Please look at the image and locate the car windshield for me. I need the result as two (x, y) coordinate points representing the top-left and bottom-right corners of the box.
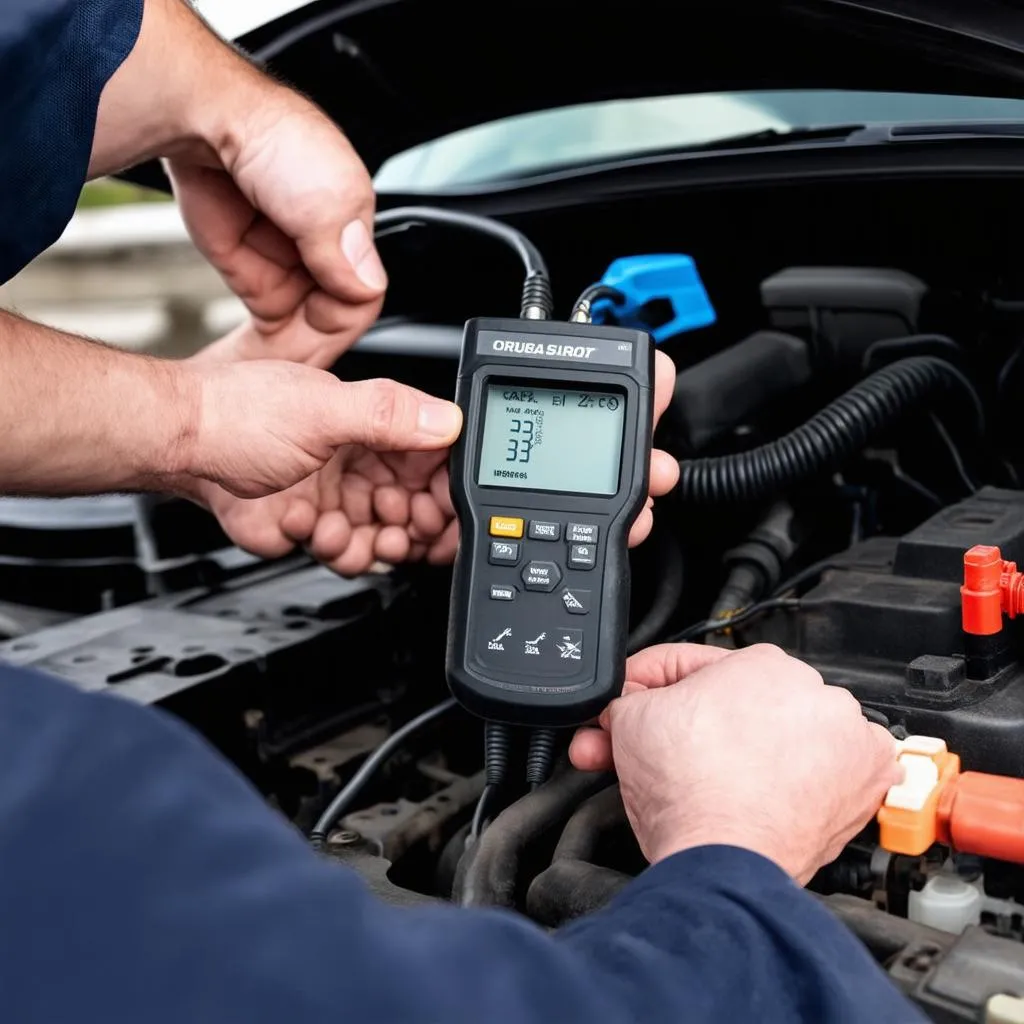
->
(374, 89), (1024, 193)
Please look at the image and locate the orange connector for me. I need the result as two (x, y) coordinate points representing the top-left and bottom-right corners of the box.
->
(877, 737), (961, 856)
(877, 736), (1024, 864)
(962, 544), (1024, 635)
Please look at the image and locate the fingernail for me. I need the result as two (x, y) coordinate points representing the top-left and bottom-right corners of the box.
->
(342, 219), (387, 290)
(418, 401), (462, 439)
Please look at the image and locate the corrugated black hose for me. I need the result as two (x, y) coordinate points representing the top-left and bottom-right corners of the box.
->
(677, 356), (983, 504)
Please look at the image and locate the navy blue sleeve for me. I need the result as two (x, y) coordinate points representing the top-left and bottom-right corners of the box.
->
(0, 664), (923, 1024)
(0, 0), (143, 282)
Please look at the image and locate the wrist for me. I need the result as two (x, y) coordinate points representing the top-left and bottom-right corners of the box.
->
(648, 822), (793, 876)
(128, 357), (204, 498)
(91, 0), (278, 175)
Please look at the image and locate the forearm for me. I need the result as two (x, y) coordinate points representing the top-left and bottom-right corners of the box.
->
(557, 848), (924, 1022)
(0, 312), (195, 495)
(90, 0), (272, 178)
(0, 664), (921, 1024)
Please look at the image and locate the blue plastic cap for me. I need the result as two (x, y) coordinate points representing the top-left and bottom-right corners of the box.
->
(591, 254), (716, 342)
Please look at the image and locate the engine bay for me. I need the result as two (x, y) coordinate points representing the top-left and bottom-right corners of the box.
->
(14, 172), (1024, 1020)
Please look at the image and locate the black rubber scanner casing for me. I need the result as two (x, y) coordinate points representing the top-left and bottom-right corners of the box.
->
(445, 318), (654, 727)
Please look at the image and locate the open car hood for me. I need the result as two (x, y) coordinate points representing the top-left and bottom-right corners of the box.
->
(199, 0), (1024, 176)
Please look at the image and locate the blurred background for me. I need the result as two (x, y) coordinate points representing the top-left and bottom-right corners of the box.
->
(0, 0), (286, 360)
(9, 0), (1024, 363)
(0, 179), (245, 359)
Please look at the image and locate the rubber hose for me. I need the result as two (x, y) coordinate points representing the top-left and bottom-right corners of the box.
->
(456, 769), (612, 908)
(551, 784), (627, 863)
(677, 357), (979, 504)
(526, 861), (632, 927)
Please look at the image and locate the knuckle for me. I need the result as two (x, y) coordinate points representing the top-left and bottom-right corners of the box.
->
(800, 663), (825, 687)
(744, 643), (787, 661)
(363, 379), (401, 446)
(825, 685), (861, 715)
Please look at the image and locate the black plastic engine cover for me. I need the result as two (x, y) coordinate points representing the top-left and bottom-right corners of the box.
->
(0, 561), (409, 770)
(748, 488), (1024, 777)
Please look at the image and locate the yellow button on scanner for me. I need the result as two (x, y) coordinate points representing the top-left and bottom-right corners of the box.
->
(489, 516), (524, 539)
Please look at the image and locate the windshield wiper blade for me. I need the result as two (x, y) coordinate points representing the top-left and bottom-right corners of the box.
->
(679, 124), (867, 153)
(654, 120), (1024, 157)
(471, 119), (1024, 189)
(873, 120), (1024, 142)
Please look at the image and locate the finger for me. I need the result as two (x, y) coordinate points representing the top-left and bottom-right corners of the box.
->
(308, 510), (354, 564)
(430, 465), (455, 517)
(225, 512), (295, 560)
(324, 379), (462, 453)
(601, 692), (638, 733)
(224, 103), (387, 307)
(652, 351), (676, 429)
(330, 524), (378, 577)
(380, 449), (448, 492)
(410, 491), (447, 539)
(374, 525), (412, 564)
(340, 475), (375, 527)
(574, 680), (645, 731)
(279, 498), (318, 543)
(581, 681), (648, 746)
(427, 519), (460, 565)
(237, 217), (315, 327)
(298, 214), (387, 308)
(649, 449), (680, 498)
(569, 727), (613, 773)
(374, 485), (411, 527)
(408, 542), (428, 561)
(624, 642), (733, 689)
(304, 289), (385, 352)
(169, 165), (314, 324)
(627, 506), (654, 547)
(349, 450), (397, 487)
(867, 724), (905, 786)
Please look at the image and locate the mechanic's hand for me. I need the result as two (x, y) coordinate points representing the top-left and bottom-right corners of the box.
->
(179, 362), (462, 547)
(199, 444), (457, 574)
(192, 348), (680, 575)
(570, 643), (733, 773)
(156, 27), (386, 370)
(92, 0), (384, 369)
(572, 643), (902, 884)
(167, 92), (383, 370)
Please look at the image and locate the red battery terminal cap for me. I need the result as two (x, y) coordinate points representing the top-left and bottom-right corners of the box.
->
(961, 544), (1024, 636)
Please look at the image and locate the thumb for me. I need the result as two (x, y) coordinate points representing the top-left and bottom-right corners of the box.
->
(327, 378), (463, 452)
(594, 680), (648, 732)
(599, 689), (643, 732)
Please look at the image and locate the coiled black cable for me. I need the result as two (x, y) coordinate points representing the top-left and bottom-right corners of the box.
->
(526, 729), (559, 790)
(374, 206), (553, 319)
(677, 356), (981, 504)
(483, 721), (511, 786)
(521, 274), (555, 320)
(470, 721), (512, 841)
